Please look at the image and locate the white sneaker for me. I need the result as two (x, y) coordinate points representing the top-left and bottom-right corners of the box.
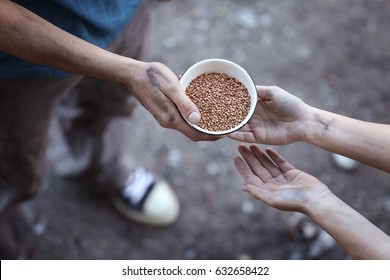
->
(109, 167), (180, 226)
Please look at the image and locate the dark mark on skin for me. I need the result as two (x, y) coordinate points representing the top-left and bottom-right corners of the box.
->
(146, 66), (171, 89)
(145, 66), (176, 122)
(159, 101), (176, 123)
(167, 112), (176, 123)
(315, 113), (334, 132)
(146, 67), (160, 89)
(153, 111), (176, 125)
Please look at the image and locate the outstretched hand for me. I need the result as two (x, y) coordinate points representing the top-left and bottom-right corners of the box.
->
(234, 145), (331, 213)
(228, 86), (309, 145)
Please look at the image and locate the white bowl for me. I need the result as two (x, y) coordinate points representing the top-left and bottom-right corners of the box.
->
(180, 58), (257, 135)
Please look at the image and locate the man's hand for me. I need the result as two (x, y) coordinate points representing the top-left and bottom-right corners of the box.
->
(126, 61), (220, 142)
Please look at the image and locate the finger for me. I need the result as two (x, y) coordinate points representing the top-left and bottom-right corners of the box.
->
(177, 121), (222, 141)
(227, 130), (256, 143)
(234, 123), (252, 132)
(256, 85), (273, 101)
(170, 87), (201, 124)
(233, 156), (263, 184)
(149, 64), (201, 124)
(249, 145), (282, 177)
(244, 184), (274, 205)
(237, 144), (273, 181)
(265, 147), (295, 173)
(234, 154), (275, 203)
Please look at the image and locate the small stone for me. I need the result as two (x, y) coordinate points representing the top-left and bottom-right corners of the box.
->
(207, 162), (221, 175)
(300, 220), (318, 240)
(33, 222), (46, 236)
(307, 230), (336, 258)
(236, 9), (258, 30)
(166, 149), (182, 168)
(241, 200), (255, 214)
(332, 153), (359, 171)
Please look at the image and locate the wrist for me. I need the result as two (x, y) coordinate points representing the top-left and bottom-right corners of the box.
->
(302, 106), (333, 144)
(109, 56), (147, 91)
(303, 189), (340, 220)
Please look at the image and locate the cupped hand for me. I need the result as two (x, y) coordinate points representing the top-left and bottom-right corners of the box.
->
(228, 86), (309, 145)
(128, 61), (220, 142)
(234, 144), (331, 213)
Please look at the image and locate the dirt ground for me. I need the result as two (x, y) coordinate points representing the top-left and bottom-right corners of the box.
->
(24, 0), (390, 260)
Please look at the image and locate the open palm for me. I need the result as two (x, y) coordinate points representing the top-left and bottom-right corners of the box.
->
(229, 86), (309, 145)
(234, 145), (330, 213)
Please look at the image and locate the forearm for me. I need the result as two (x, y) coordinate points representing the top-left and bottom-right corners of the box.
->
(305, 194), (390, 259)
(0, 0), (141, 87)
(303, 107), (390, 172)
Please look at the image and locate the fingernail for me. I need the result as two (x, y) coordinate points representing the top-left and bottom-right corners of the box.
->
(188, 112), (200, 124)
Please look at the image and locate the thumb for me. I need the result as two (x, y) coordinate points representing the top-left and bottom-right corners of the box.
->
(150, 62), (201, 124)
(174, 90), (201, 124)
(256, 85), (274, 101)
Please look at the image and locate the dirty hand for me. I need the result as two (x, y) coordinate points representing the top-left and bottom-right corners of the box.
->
(228, 86), (309, 145)
(234, 144), (331, 213)
(127, 61), (219, 142)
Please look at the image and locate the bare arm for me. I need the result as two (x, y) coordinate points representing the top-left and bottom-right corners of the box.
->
(305, 191), (390, 259)
(0, 0), (129, 84)
(229, 86), (390, 172)
(303, 107), (390, 172)
(234, 145), (390, 259)
(0, 0), (219, 141)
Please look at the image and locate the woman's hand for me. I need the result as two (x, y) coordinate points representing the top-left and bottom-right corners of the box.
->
(228, 86), (310, 145)
(234, 144), (331, 213)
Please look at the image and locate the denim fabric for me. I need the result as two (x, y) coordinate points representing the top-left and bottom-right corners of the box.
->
(0, 0), (142, 77)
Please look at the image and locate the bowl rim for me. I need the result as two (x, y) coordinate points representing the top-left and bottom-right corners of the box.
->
(179, 58), (257, 135)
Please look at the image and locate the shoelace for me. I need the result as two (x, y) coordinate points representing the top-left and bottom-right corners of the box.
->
(122, 167), (155, 206)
